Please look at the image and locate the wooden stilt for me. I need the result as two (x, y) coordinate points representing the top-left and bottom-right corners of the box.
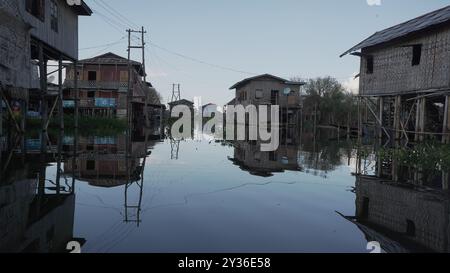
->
(378, 97), (384, 139)
(39, 43), (48, 154)
(415, 97), (426, 142)
(58, 57), (64, 130)
(394, 95), (402, 140)
(74, 61), (79, 130)
(443, 95), (450, 144)
(358, 97), (363, 139)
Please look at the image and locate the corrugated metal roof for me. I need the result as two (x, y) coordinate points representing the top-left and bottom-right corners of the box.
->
(77, 52), (145, 76)
(78, 52), (141, 65)
(229, 74), (304, 90)
(341, 5), (450, 57)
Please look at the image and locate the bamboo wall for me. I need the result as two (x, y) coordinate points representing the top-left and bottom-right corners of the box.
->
(360, 25), (450, 96)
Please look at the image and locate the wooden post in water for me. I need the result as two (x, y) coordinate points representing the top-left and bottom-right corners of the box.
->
(415, 97), (426, 142)
(443, 95), (450, 144)
(38, 42), (48, 154)
(358, 96), (362, 140)
(393, 95), (401, 140)
(378, 97), (384, 139)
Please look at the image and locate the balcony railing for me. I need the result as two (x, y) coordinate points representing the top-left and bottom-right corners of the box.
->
(64, 98), (117, 108)
(64, 80), (129, 92)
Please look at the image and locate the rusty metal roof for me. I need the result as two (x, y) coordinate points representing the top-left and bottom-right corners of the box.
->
(341, 5), (450, 57)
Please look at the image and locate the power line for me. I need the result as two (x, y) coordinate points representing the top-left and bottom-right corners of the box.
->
(79, 37), (126, 51)
(96, 0), (140, 29)
(92, 8), (127, 33)
(147, 39), (257, 76)
(92, 0), (130, 29)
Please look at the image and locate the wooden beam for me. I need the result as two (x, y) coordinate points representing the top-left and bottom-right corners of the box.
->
(45, 95), (59, 130)
(0, 90), (23, 133)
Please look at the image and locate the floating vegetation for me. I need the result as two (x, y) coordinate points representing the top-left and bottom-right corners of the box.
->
(378, 142), (450, 172)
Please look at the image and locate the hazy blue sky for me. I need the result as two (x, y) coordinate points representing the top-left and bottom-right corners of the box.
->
(78, 0), (450, 105)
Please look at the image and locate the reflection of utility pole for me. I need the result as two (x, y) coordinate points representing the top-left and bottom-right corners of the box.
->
(170, 138), (180, 160)
(124, 129), (148, 227)
(124, 179), (143, 227)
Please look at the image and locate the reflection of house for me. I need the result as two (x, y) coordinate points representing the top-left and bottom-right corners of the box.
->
(229, 138), (302, 177)
(0, 158), (79, 253)
(64, 135), (151, 188)
(344, 175), (450, 253)
(229, 74), (305, 124)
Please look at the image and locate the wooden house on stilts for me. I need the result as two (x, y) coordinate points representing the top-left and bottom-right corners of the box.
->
(1, 0), (92, 138)
(341, 5), (450, 143)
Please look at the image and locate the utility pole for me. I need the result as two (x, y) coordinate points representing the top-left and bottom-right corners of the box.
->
(171, 83), (181, 103)
(126, 27), (147, 129)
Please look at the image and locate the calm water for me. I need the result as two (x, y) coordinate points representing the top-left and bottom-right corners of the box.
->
(1, 129), (449, 253)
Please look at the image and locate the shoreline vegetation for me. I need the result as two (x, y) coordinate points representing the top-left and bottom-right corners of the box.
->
(26, 115), (127, 136)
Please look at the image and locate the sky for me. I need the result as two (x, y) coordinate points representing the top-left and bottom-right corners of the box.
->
(77, 0), (450, 105)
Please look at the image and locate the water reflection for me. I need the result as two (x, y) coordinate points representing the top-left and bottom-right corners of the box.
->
(228, 129), (355, 178)
(0, 132), (80, 253)
(2, 124), (450, 253)
(341, 140), (450, 253)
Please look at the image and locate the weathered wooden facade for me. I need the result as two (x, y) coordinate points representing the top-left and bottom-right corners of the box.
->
(229, 74), (305, 125)
(342, 5), (450, 142)
(1, 0), (92, 145)
(63, 52), (163, 130)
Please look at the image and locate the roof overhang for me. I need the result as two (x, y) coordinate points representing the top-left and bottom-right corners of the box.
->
(70, 1), (93, 16)
(340, 5), (450, 58)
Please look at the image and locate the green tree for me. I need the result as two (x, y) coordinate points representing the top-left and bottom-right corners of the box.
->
(300, 76), (357, 127)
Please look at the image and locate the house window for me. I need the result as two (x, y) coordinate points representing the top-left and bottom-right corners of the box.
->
(366, 56), (374, 74)
(86, 160), (96, 171)
(271, 90), (279, 105)
(239, 90), (247, 102)
(26, 0), (45, 21)
(88, 71), (97, 81)
(255, 89), (263, 99)
(412, 44), (422, 66)
(88, 91), (95, 98)
(50, 0), (58, 32)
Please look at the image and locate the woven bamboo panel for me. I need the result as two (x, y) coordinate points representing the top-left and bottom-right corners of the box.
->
(360, 25), (450, 96)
